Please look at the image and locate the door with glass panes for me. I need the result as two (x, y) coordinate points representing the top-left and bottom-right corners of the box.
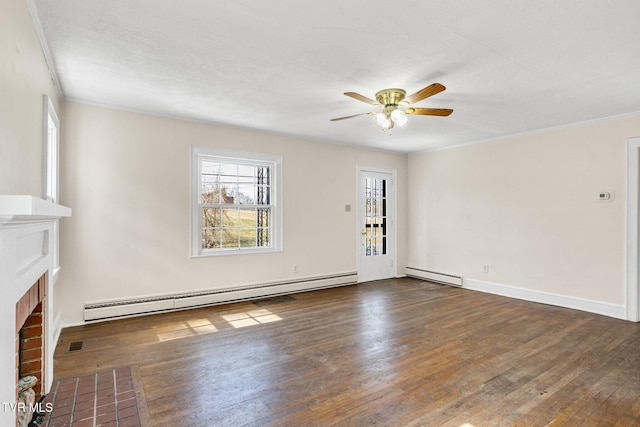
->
(358, 169), (396, 282)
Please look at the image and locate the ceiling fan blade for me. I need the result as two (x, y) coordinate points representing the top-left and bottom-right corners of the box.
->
(344, 92), (379, 106)
(330, 112), (373, 121)
(405, 107), (453, 116)
(405, 83), (446, 105)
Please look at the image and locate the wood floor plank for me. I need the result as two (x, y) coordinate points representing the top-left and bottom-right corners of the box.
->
(52, 278), (640, 426)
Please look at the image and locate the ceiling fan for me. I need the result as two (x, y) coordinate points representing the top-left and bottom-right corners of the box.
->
(330, 83), (453, 131)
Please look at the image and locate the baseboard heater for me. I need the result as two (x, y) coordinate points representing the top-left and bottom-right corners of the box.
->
(84, 272), (358, 322)
(406, 267), (463, 287)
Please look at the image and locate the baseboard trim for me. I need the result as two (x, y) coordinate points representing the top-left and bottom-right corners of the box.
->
(464, 278), (625, 320)
(52, 311), (63, 349)
(84, 272), (358, 322)
(406, 267), (463, 287)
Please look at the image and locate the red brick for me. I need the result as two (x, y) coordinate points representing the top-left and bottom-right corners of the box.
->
(20, 359), (42, 374)
(23, 313), (43, 327)
(74, 397), (95, 412)
(72, 419), (94, 427)
(21, 325), (43, 339)
(117, 405), (138, 419)
(117, 397), (136, 409)
(95, 402), (116, 415)
(96, 411), (117, 425)
(73, 407), (94, 421)
(118, 415), (142, 427)
(21, 336), (42, 350)
(21, 347), (42, 363)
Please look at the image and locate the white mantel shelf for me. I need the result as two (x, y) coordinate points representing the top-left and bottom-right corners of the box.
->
(0, 195), (71, 225)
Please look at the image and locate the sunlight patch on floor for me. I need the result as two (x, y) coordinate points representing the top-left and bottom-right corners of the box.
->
(156, 309), (283, 340)
(156, 318), (218, 341)
(222, 308), (282, 328)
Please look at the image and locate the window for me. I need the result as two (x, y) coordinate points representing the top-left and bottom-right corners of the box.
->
(191, 147), (282, 256)
(43, 95), (59, 202)
(42, 95), (62, 280)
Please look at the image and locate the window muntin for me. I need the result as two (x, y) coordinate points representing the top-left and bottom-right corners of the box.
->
(192, 148), (281, 256)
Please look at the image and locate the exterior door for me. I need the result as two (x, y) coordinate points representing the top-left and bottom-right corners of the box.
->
(358, 168), (396, 282)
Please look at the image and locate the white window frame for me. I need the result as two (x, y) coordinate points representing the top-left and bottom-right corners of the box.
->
(191, 146), (283, 257)
(42, 95), (62, 280)
(42, 95), (59, 203)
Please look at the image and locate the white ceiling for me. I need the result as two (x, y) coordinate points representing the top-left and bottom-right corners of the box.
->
(32, 0), (640, 153)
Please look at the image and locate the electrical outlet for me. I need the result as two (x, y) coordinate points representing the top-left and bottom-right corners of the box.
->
(293, 264), (299, 273)
(483, 265), (489, 273)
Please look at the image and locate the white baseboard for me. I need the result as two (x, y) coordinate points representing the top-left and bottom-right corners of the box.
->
(84, 272), (358, 322)
(463, 278), (625, 320)
(52, 311), (63, 348)
(406, 267), (462, 287)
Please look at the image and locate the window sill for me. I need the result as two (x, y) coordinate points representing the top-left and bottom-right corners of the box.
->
(191, 247), (282, 258)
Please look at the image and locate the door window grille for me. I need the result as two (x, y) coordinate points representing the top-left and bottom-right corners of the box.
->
(364, 177), (387, 256)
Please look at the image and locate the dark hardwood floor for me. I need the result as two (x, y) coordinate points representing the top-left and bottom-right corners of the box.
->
(53, 278), (640, 426)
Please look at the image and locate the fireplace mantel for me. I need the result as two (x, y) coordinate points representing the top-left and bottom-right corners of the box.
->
(0, 195), (71, 226)
(0, 195), (71, 426)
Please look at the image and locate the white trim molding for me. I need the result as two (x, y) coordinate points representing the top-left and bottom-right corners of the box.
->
(406, 267), (462, 287)
(464, 278), (625, 320)
(626, 136), (640, 322)
(84, 272), (358, 321)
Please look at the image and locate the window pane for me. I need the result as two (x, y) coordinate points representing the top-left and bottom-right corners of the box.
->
(257, 166), (270, 185)
(238, 184), (256, 204)
(238, 164), (255, 180)
(202, 208), (220, 227)
(219, 162), (237, 180)
(221, 208), (239, 227)
(365, 237), (373, 256)
(257, 228), (270, 247)
(240, 228), (257, 248)
(202, 229), (220, 249)
(257, 208), (270, 228)
(201, 183), (219, 204)
(220, 229), (239, 248)
(375, 236), (386, 255)
(220, 183), (237, 204)
(201, 161), (220, 204)
(257, 185), (270, 205)
(239, 208), (257, 228)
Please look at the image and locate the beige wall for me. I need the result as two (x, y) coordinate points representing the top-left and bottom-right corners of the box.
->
(0, 0), (61, 196)
(0, 2), (64, 423)
(58, 102), (408, 324)
(408, 114), (640, 305)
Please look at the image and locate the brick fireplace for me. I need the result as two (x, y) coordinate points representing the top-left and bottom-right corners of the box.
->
(16, 274), (47, 398)
(0, 196), (71, 426)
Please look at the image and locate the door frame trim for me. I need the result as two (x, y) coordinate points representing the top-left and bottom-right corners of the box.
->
(626, 137), (640, 321)
(356, 165), (398, 281)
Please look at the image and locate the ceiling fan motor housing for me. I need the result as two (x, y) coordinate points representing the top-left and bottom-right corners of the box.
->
(375, 88), (406, 107)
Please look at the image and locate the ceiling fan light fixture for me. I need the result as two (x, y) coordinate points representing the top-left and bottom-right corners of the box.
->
(373, 112), (388, 126)
(380, 117), (393, 130)
(390, 108), (407, 127)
